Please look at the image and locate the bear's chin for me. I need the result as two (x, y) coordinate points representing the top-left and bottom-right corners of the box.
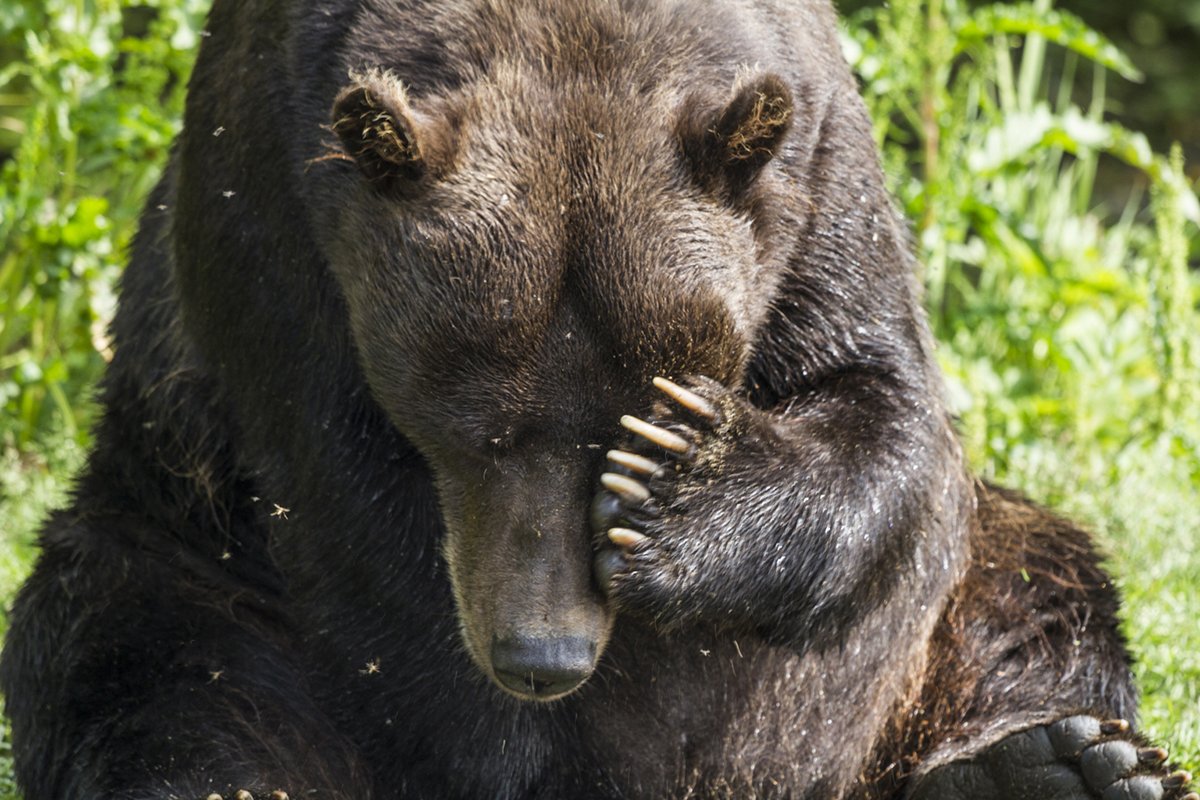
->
(489, 675), (591, 703)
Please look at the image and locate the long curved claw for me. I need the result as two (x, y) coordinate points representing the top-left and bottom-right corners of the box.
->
(600, 473), (651, 505)
(1138, 747), (1169, 766)
(1165, 772), (1194, 790)
(652, 376), (718, 422)
(606, 449), (660, 477)
(608, 527), (650, 549)
(620, 415), (692, 455)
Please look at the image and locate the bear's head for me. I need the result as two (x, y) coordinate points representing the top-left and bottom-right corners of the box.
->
(322, 67), (794, 700)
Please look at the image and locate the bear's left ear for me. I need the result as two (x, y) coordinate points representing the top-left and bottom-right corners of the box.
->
(679, 73), (794, 192)
(331, 71), (455, 189)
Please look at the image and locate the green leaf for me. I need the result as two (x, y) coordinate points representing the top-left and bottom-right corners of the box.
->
(964, 107), (1199, 225)
(956, 4), (1144, 82)
(60, 196), (110, 247)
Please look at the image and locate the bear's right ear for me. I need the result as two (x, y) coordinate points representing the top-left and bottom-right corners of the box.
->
(331, 72), (454, 188)
(678, 73), (794, 194)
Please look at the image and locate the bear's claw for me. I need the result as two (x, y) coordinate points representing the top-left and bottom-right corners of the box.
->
(1141, 749), (1171, 767)
(619, 413), (694, 454)
(1165, 773), (1194, 790)
(600, 472), (652, 505)
(607, 527), (650, 549)
(651, 376), (719, 421)
(605, 449), (660, 477)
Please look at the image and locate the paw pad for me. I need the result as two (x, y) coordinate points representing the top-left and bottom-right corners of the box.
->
(1083, 741), (1141, 789)
(913, 716), (1196, 800)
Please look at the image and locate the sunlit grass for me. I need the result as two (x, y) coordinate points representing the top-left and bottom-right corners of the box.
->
(991, 436), (1200, 771)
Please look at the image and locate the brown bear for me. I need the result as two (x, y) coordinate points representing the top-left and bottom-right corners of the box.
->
(1, 0), (1194, 798)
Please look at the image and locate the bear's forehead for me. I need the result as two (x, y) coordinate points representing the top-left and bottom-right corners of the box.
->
(449, 73), (682, 192)
(407, 150), (757, 321)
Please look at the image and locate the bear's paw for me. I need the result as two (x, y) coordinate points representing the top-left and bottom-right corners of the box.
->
(590, 375), (778, 628)
(909, 716), (1197, 800)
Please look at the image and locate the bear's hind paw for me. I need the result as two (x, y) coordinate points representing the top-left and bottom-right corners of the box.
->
(910, 716), (1197, 800)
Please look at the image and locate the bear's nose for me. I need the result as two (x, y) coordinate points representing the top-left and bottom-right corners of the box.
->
(490, 634), (596, 699)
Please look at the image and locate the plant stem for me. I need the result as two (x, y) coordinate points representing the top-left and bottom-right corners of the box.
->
(920, 0), (945, 234)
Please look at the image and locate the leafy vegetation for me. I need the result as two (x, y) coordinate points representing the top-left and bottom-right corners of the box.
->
(0, 0), (1197, 796)
(0, 0), (207, 449)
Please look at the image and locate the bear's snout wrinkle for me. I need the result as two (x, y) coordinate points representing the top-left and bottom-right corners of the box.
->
(491, 634), (597, 699)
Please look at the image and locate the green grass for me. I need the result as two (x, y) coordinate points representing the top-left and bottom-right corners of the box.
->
(992, 439), (1200, 769)
(0, 0), (1198, 796)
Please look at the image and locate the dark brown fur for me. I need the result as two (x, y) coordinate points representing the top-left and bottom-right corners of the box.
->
(866, 484), (1134, 797)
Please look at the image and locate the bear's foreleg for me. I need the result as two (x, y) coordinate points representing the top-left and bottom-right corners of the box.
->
(590, 372), (963, 647)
